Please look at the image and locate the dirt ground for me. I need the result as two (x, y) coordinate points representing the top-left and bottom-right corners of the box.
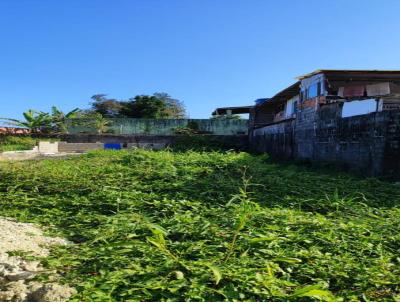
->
(0, 218), (76, 301)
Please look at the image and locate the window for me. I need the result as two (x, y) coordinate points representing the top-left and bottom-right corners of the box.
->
(307, 82), (320, 99)
(285, 97), (299, 118)
(342, 99), (377, 118)
(303, 82), (323, 100)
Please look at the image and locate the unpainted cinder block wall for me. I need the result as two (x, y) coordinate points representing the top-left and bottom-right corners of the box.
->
(250, 104), (400, 177)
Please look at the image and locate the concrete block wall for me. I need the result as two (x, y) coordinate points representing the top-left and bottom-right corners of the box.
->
(58, 142), (104, 153)
(250, 104), (400, 177)
(383, 111), (400, 177)
(250, 119), (295, 158)
(316, 110), (387, 175)
(295, 102), (318, 159)
(38, 142), (59, 154)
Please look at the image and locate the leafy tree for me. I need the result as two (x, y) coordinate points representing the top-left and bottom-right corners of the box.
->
(0, 110), (52, 133)
(120, 95), (169, 118)
(90, 94), (123, 117)
(51, 106), (80, 133)
(153, 92), (187, 119)
(89, 93), (186, 119)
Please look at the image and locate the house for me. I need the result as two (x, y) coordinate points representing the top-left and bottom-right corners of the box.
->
(251, 70), (400, 128)
(216, 70), (400, 177)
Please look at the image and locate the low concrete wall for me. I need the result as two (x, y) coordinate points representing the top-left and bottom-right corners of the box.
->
(38, 142), (58, 154)
(58, 142), (104, 153)
(34, 134), (249, 151)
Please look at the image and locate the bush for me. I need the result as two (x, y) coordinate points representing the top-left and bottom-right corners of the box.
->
(0, 135), (59, 152)
(172, 135), (240, 151)
(0, 135), (37, 152)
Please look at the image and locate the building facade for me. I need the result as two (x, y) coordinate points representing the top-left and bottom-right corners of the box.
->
(249, 70), (400, 177)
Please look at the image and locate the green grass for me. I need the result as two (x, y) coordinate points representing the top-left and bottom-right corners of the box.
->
(0, 135), (38, 152)
(0, 149), (399, 301)
(0, 135), (59, 152)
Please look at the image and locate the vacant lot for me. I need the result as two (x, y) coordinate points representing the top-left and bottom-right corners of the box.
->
(0, 149), (399, 301)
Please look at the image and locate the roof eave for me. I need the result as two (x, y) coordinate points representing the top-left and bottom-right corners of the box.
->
(297, 69), (400, 80)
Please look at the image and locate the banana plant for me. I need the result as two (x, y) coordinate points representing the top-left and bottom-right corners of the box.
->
(51, 106), (80, 133)
(0, 110), (52, 133)
(91, 113), (110, 134)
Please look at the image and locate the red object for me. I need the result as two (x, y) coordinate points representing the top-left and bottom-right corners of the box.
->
(343, 86), (365, 97)
(0, 127), (31, 134)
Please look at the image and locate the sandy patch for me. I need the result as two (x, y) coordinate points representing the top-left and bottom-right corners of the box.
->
(0, 218), (76, 301)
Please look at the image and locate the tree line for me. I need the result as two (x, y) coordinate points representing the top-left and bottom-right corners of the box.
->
(1, 92), (187, 133)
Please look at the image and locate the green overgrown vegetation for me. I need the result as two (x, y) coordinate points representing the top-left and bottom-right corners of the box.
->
(0, 135), (58, 152)
(0, 135), (38, 152)
(0, 150), (399, 301)
(173, 135), (244, 151)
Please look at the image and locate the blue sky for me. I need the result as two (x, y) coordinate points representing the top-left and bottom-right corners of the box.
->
(1, 0), (400, 119)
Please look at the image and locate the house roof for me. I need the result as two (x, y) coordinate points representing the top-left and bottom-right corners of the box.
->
(212, 105), (253, 116)
(254, 98), (270, 105)
(297, 69), (400, 80)
(257, 81), (300, 108)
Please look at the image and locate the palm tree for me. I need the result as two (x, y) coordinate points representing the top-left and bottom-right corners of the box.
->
(0, 110), (52, 133)
(51, 106), (79, 133)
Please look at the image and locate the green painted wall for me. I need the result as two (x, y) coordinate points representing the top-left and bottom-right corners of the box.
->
(68, 118), (248, 135)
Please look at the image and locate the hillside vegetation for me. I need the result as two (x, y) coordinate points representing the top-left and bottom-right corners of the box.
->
(0, 150), (399, 301)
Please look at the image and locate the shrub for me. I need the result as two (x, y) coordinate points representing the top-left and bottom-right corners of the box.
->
(0, 135), (37, 151)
